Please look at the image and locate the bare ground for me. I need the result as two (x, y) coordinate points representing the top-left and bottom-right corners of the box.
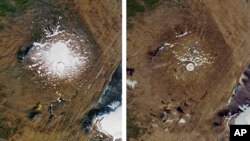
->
(127, 0), (250, 140)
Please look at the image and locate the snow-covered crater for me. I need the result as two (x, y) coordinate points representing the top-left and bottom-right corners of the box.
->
(24, 24), (92, 81)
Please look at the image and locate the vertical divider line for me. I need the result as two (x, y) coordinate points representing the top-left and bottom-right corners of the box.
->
(122, 0), (127, 140)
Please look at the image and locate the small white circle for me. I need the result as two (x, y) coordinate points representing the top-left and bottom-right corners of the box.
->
(186, 63), (195, 71)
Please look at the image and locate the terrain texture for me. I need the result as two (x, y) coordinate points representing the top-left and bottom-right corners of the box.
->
(0, 0), (121, 140)
(127, 0), (250, 140)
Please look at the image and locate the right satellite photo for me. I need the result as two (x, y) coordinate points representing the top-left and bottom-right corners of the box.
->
(127, 0), (250, 141)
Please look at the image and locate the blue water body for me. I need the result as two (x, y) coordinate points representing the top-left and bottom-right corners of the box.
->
(81, 64), (122, 132)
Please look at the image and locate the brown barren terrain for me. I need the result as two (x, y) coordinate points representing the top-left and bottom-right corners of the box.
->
(127, 0), (250, 140)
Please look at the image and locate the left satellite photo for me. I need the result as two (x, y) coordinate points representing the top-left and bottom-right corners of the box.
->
(0, 0), (122, 140)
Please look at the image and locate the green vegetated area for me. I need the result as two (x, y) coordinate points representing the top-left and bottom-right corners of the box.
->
(127, 0), (159, 17)
(0, 0), (30, 30)
(0, 0), (30, 16)
(0, 22), (5, 30)
(127, 0), (159, 27)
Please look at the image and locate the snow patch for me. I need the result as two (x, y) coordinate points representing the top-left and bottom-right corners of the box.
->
(178, 118), (186, 124)
(44, 25), (65, 38)
(165, 119), (174, 124)
(159, 43), (175, 51)
(176, 31), (191, 38)
(235, 106), (250, 125)
(127, 79), (138, 89)
(93, 106), (122, 141)
(108, 101), (121, 110)
(173, 46), (214, 71)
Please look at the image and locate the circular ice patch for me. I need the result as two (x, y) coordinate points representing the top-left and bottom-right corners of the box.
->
(186, 63), (195, 71)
